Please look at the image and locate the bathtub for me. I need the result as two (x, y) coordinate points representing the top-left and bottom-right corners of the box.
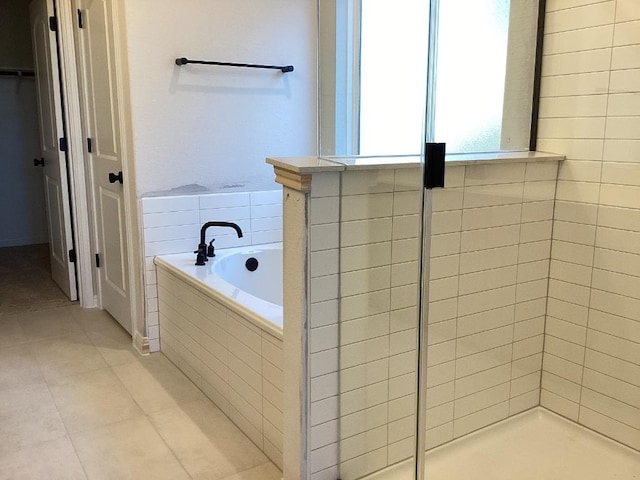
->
(154, 243), (283, 336)
(154, 242), (284, 468)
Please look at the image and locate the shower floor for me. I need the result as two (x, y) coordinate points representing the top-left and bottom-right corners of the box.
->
(368, 407), (640, 480)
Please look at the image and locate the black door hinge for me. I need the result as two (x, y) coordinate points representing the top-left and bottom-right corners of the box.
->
(69, 249), (77, 263)
(77, 9), (84, 28)
(424, 142), (446, 190)
(87, 137), (93, 153)
(95, 253), (101, 268)
(49, 16), (57, 31)
(59, 137), (68, 152)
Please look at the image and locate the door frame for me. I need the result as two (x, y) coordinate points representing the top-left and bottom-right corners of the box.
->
(51, 0), (145, 351)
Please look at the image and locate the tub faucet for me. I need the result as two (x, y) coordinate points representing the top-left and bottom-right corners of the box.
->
(195, 221), (243, 265)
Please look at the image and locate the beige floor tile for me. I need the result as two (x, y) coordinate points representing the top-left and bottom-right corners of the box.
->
(30, 332), (108, 382)
(0, 383), (67, 455)
(17, 306), (84, 341)
(0, 314), (27, 347)
(149, 399), (269, 480)
(219, 462), (282, 480)
(75, 308), (139, 366)
(70, 416), (190, 480)
(48, 367), (143, 434)
(112, 354), (206, 414)
(71, 306), (118, 331)
(0, 436), (87, 480)
(0, 344), (44, 389)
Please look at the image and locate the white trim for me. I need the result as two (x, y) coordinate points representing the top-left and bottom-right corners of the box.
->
(133, 331), (149, 356)
(55, 0), (96, 308)
(112, 0), (145, 343)
(51, 0), (144, 341)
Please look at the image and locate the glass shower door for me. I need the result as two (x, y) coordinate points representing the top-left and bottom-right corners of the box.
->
(317, 0), (431, 477)
(316, 0), (542, 477)
(331, 161), (424, 480)
(418, 0), (544, 477)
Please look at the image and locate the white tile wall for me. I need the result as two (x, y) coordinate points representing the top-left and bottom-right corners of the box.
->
(308, 173), (342, 480)
(308, 162), (560, 479)
(337, 169), (416, 480)
(156, 267), (283, 468)
(141, 190), (282, 351)
(422, 161), (558, 451)
(538, 0), (640, 452)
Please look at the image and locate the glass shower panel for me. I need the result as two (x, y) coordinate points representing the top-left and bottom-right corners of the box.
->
(433, 0), (510, 153)
(431, 0), (539, 153)
(422, 160), (557, 477)
(337, 163), (424, 480)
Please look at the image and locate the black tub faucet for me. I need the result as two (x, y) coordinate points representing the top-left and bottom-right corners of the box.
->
(195, 221), (243, 265)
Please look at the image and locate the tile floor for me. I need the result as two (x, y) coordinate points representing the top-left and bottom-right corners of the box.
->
(0, 304), (282, 480)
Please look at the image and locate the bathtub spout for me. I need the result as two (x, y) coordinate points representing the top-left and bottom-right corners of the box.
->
(196, 221), (244, 263)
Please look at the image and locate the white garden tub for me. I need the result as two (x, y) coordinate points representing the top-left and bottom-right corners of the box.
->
(154, 242), (283, 337)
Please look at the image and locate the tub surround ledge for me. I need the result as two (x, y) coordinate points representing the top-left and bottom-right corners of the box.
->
(267, 151), (565, 181)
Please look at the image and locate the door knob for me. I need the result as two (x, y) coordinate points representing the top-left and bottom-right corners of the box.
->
(33, 158), (45, 167)
(108, 171), (123, 184)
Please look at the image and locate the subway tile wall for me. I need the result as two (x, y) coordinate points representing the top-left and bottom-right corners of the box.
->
(337, 168), (422, 480)
(308, 172), (341, 480)
(156, 267), (284, 468)
(426, 161), (557, 450)
(307, 162), (559, 480)
(537, 0), (640, 451)
(141, 190), (282, 352)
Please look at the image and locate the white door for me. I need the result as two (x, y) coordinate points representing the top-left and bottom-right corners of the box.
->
(30, 0), (78, 301)
(74, 0), (132, 333)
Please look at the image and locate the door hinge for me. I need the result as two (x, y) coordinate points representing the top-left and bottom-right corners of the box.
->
(87, 137), (93, 153)
(69, 249), (77, 263)
(424, 142), (446, 190)
(77, 9), (84, 28)
(59, 137), (68, 152)
(95, 253), (101, 268)
(49, 16), (57, 31)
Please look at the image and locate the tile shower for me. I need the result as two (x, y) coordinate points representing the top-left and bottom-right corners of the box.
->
(269, 145), (638, 479)
(297, 158), (563, 479)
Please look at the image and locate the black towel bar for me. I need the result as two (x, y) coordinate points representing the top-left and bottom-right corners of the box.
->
(175, 57), (293, 73)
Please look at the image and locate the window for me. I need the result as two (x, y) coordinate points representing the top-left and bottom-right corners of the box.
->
(319, 0), (540, 156)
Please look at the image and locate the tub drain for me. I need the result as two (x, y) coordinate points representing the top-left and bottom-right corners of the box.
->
(245, 257), (259, 272)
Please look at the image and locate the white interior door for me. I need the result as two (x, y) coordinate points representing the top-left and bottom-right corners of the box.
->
(30, 0), (78, 301)
(74, 0), (132, 333)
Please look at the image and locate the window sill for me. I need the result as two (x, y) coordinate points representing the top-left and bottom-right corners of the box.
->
(267, 151), (564, 176)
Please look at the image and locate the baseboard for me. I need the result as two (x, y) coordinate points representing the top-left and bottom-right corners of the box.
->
(133, 331), (150, 356)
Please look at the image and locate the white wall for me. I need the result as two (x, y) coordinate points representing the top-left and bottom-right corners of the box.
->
(123, 0), (318, 196)
(0, 0), (48, 247)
